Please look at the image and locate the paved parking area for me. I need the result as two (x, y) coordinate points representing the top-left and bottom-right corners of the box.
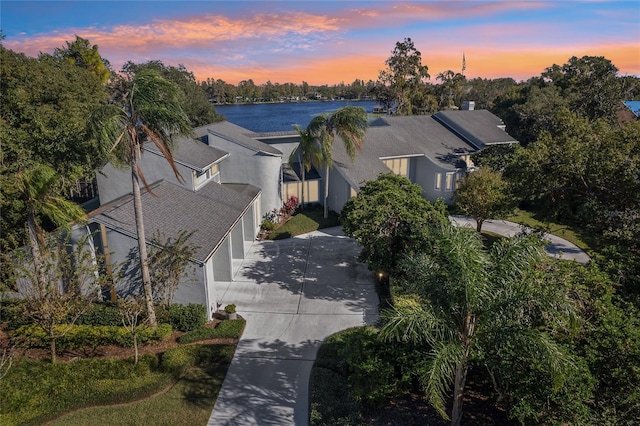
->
(208, 227), (379, 425)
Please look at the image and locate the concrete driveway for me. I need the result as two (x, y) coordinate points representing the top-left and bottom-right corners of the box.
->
(208, 227), (379, 426)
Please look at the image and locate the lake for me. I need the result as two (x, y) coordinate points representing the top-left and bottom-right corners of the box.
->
(214, 100), (379, 133)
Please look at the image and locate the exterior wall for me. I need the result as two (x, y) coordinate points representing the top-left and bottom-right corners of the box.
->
(230, 222), (245, 260)
(413, 156), (458, 204)
(97, 153), (194, 204)
(207, 134), (282, 220)
(85, 224), (209, 311)
(326, 167), (353, 215)
(242, 202), (259, 241)
(212, 235), (233, 281)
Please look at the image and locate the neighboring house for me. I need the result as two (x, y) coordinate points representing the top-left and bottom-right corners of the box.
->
(618, 100), (640, 124)
(315, 110), (518, 214)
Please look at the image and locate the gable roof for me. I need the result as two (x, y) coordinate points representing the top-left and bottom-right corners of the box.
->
(195, 121), (283, 156)
(89, 180), (260, 263)
(331, 115), (475, 188)
(144, 135), (229, 172)
(432, 110), (517, 148)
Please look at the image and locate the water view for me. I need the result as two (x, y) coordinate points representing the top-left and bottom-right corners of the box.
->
(214, 100), (379, 133)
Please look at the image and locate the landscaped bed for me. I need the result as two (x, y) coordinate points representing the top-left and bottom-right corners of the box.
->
(0, 313), (245, 425)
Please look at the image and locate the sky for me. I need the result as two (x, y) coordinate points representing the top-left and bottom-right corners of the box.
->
(2, 1), (639, 85)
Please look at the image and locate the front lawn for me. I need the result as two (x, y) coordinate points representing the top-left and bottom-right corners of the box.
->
(507, 209), (592, 252)
(0, 316), (245, 425)
(267, 206), (340, 240)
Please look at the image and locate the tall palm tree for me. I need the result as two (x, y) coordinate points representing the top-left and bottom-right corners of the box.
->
(289, 125), (321, 210)
(381, 223), (578, 426)
(92, 70), (192, 328)
(306, 106), (368, 218)
(16, 163), (87, 363)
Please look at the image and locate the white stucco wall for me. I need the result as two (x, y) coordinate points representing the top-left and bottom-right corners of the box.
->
(207, 134), (283, 220)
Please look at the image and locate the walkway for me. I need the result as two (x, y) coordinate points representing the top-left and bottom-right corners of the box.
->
(208, 227), (378, 425)
(449, 215), (591, 264)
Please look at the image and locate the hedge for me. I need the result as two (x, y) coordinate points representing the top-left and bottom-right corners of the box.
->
(177, 318), (246, 344)
(13, 323), (172, 350)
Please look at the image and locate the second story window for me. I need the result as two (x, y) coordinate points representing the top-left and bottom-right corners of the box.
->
(195, 164), (220, 189)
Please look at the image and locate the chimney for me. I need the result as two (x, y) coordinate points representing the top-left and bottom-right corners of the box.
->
(462, 101), (475, 111)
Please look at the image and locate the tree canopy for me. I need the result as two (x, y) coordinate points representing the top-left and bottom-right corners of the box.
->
(454, 168), (516, 232)
(340, 173), (448, 275)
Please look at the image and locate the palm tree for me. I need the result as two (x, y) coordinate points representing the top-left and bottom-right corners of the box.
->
(92, 70), (192, 328)
(16, 163), (87, 362)
(306, 106), (368, 218)
(381, 223), (578, 426)
(289, 125), (321, 210)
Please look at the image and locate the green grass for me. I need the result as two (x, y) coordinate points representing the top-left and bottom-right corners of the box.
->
(269, 206), (340, 240)
(507, 209), (592, 252)
(0, 345), (235, 425)
(177, 318), (246, 344)
(481, 230), (505, 248)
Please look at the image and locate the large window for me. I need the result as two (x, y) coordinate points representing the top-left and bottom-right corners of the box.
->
(382, 158), (409, 177)
(283, 180), (320, 204)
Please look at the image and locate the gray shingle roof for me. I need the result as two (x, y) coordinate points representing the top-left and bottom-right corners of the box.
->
(196, 121), (283, 156)
(89, 180), (260, 263)
(331, 115), (475, 187)
(144, 136), (228, 172)
(432, 110), (517, 148)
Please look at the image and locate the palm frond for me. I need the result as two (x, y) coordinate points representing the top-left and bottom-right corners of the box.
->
(421, 340), (464, 420)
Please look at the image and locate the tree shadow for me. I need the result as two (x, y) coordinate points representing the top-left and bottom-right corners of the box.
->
(205, 338), (325, 425)
(236, 234), (379, 316)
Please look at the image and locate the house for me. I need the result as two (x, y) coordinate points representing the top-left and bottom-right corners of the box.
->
(303, 110), (518, 214)
(81, 134), (262, 319)
(80, 108), (516, 317)
(194, 121), (284, 218)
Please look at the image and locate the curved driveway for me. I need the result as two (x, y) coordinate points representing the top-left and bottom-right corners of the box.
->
(208, 227), (378, 425)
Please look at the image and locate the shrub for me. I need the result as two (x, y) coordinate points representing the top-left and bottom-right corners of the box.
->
(160, 345), (200, 377)
(0, 299), (29, 330)
(260, 219), (276, 231)
(177, 318), (246, 344)
(167, 303), (206, 332)
(224, 304), (236, 314)
(75, 302), (122, 326)
(13, 323), (172, 349)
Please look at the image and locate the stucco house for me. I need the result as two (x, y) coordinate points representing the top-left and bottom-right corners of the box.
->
(81, 134), (262, 319)
(78, 108), (517, 317)
(311, 109), (518, 214)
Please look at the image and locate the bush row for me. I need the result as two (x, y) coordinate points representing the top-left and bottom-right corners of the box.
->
(177, 318), (246, 344)
(13, 323), (172, 350)
(2, 300), (206, 332)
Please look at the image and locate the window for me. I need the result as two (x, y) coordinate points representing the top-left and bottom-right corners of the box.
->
(435, 172), (442, 190)
(382, 158), (409, 177)
(195, 164), (221, 188)
(445, 173), (454, 191)
(283, 180), (320, 204)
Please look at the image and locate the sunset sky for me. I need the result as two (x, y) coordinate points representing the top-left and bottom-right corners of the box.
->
(2, 1), (639, 85)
